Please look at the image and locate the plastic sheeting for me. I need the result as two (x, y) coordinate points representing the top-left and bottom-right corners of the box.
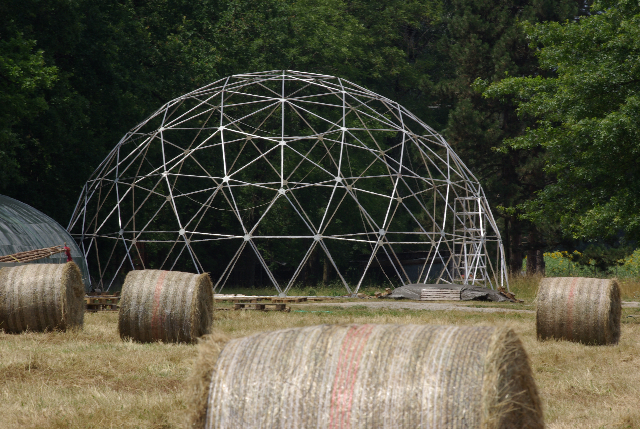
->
(0, 195), (90, 289)
(386, 283), (512, 302)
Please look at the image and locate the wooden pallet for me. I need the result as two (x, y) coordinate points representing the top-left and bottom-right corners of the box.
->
(420, 288), (461, 301)
(215, 297), (269, 303)
(233, 303), (290, 312)
(86, 296), (121, 312)
(271, 297), (307, 303)
(215, 297), (309, 303)
(214, 294), (331, 302)
(87, 291), (121, 297)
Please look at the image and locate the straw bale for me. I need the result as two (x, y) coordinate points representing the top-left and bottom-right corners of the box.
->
(537, 277), (621, 345)
(189, 324), (543, 429)
(118, 269), (213, 343)
(187, 331), (230, 429)
(0, 262), (85, 333)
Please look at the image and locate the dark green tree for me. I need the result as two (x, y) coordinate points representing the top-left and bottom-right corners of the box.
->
(485, 0), (640, 244)
(1, 0), (445, 223)
(0, 32), (57, 186)
(437, 0), (584, 273)
(1, 0), (451, 286)
(0, 0), (218, 221)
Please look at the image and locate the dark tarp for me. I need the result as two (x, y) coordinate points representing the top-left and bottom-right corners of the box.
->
(385, 283), (513, 302)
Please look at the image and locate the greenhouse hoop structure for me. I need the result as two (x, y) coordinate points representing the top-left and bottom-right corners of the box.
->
(1, 194), (90, 289)
(68, 70), (509, 295)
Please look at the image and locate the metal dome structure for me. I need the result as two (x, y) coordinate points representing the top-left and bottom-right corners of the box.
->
(69, 70), (508, 295)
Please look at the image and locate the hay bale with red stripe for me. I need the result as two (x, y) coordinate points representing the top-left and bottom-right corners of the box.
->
(118, 269), (213, 343)
(189, 324), (543, 429)
(536, 277), (621, 345)
(0, 262), (85, 333)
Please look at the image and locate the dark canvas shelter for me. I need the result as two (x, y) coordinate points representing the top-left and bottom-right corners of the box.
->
(0, 194), (90, 289)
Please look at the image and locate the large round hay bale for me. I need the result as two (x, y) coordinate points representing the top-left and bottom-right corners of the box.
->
(537, 277), (621, 345)
(118, 269), (213, 343)
(189, 324), (543, 429)
(0, 262), (85, 333)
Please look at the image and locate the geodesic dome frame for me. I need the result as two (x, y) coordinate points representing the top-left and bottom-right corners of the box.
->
(69, 70), (508, 295)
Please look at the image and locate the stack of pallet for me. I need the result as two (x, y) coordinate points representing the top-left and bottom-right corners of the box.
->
(85, 294), (121, 312)
(420, 287), (461, 301)
(214, 295), (313, 312)
(232, 302), (290, 312)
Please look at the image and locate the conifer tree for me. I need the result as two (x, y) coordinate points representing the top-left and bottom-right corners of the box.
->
(438, 0), (584, 273)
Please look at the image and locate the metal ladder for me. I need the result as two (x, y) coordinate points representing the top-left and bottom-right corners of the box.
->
(453, 197), (489, 285)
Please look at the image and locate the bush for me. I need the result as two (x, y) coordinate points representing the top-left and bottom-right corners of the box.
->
(543, 247), (640, 278)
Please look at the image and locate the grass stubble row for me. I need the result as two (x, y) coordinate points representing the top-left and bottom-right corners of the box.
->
(0, 269), (630, 428)
(0, 262), (85, 333)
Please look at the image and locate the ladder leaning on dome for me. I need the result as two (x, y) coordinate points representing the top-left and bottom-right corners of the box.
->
(0, 245), (68, 264)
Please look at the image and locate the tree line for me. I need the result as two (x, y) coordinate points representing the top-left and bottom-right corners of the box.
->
(2, 0), (638, 277)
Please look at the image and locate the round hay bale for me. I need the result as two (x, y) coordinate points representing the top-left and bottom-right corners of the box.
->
(536, 277), (621, 345)
(0, 262), (85, 333)
(189, 324), (543, 429)
(118, 269), (213, 343)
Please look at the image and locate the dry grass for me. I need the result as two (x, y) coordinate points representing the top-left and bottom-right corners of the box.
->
(0, 312), (194, 429)
(618, 278), (640, 300)
(216, 273), (640, 303)
(509, 273), (640, 302)
(508, 274), (544, 302)
(0, 302), (639, 428)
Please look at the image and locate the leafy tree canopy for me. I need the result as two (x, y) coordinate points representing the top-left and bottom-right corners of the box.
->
(436, 0), (582, 272)
(485, 0), (640, 241)
(0, 0), (444, 223)
(0, 32), (57, 185)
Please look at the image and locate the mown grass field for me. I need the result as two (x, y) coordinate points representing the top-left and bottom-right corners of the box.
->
(1, 276), (639, 428)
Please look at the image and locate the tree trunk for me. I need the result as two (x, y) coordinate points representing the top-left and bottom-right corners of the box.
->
(507, 218), (523, 274)
(233, 246), (256, 287)
(536, 249), (546, 276)
(526, 228), (546, 276)
(322, 256), (332, 284)
(304, 247), (319, 286)
(245, 248), (257, 287)
(132, 241), (147, 270)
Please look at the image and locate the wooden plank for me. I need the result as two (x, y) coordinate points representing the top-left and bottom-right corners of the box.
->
(85, 293), (121, 312)
(86, 307), (118, 313)
(271, 297), (307, 303)
(233, 303), (289, 312)
(85, 296), (120, 305)
(214, 295), (318, 303)
(420, 288), (461, 301)
(86, 304), (119, 312)
(216, 297), (267, 303)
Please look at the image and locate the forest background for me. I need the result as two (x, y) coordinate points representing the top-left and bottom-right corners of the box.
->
(1, 0), (639, 283)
